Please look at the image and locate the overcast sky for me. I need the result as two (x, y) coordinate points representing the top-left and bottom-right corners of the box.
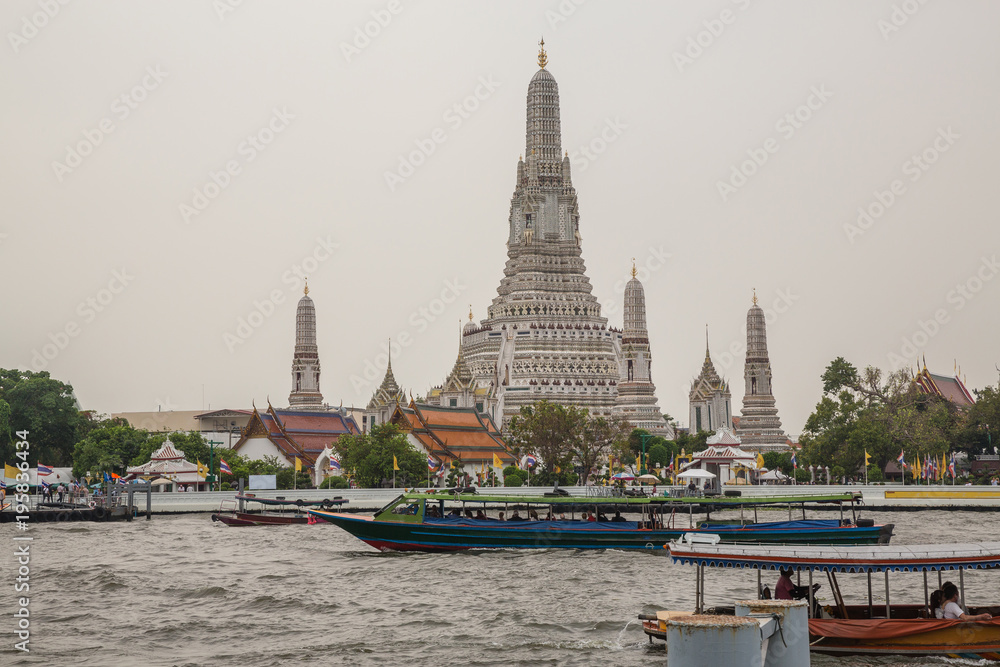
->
(3, 1), (999, 436)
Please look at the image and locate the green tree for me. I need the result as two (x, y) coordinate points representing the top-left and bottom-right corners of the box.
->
(0, 369), (81, 466)
(334, 423), (424, 488)
(72, 418), (150, 478)
(503, 465), (527, 487)
(577, 415), (630, 484)
(507, 400), (587, 474)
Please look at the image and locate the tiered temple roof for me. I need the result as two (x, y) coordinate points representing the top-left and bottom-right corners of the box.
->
(389, 402), (515, 468)
(232, 403), (360, 466)
(912, 363), (975, 408)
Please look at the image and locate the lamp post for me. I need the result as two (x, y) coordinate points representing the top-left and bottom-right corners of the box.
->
(207, 439), (223, 491)
(638, 433), (652, 476)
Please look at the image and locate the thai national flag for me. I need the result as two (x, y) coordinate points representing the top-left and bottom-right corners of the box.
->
(790, 453), (797, 469)
(427, 457), (437, 470)
(948, 454), (956, 478)
(524, 454), (537, 468)
(329, 457), (342, 471)
(219, 460), (232, 475)
(41, 480), (50, 489)
(37, 464), (53, 476)
(897, 451), (906, 468)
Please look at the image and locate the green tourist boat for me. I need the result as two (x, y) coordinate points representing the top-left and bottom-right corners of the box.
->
(307, 490), (893, 552)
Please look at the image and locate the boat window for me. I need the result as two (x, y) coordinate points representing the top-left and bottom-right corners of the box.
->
(391, 503), (421, 516)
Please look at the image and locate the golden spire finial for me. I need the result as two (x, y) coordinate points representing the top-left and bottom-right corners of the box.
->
(752, 288), (757, 306)
(631, 258), (637, 279)
(468, 305), (474, 322)
(304, 278), (309, 296)
(537, 37), (548, 69)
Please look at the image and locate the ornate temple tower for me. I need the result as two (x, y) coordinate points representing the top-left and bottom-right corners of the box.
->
(288, 281), (324, 410)
(735, 291), (788, 451)
(460, 41), (622, 427)
(688, 327), (732, 434)
(613, 264), (673, 436)
(364, 340), (406, 432)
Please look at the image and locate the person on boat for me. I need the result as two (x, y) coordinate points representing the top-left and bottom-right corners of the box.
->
(497, 511), (505, 521)
(464, 509), (475, 519)
(447, 508), (461, 517)
(586, 512), (597, 522)
(611, 511), (627, 522)
(528, 509), (539, 521)
(475, 509), (488, 520)
(930, 589), (945, 618)
(775, 568), (820, 601)
(558, 513), (567, 521)
(596, 511), (609, 522)
(508, 510), (525, 521)
(940, 582), (992, 621)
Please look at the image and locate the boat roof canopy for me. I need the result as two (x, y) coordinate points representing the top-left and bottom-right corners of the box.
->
(403, 491), (862, 506)
(668, 541), (1000, 573)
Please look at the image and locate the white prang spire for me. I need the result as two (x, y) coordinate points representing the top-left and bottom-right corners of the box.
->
(734, 289), (787, 450)
(288, 280), (324, 410)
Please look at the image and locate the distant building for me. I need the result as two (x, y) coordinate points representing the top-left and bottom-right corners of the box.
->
(688, 328), (733, 435)
(364, 345), (407, 433)
(426, 323), (498, 415)
(912, 362), (976, 409)
(734, 291), (789, 451)
(231, 403), (360, 469)
(288, 281), (327, 410)
(613, 266), (673, 437)
(125, 438), (208, 492)
(389, 402), (515, 485)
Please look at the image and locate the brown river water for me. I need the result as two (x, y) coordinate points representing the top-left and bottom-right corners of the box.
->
(2, 509), (999, 666)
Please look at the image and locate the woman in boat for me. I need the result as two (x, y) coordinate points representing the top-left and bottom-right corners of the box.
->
(930, 589), (945, 618)
(940, 582), (992, 621)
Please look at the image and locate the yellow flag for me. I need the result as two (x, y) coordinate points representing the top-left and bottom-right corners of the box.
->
(493, 452), (503, 468)
(393, 455), (399, 471)
(636, 454), (641, 470)
(864, 450), (871, 466)
(294, 457), (302, 472)
(197, 460), (207, 478)
(554, 465), (561, 474)
(4, 463), (19, 479)
(756, 453), (765, 469)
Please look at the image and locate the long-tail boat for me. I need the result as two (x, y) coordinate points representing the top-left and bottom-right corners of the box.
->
(211, 494), (347, 526)
(643, 539), (1000, 659)
(306, 490), (893, 551)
